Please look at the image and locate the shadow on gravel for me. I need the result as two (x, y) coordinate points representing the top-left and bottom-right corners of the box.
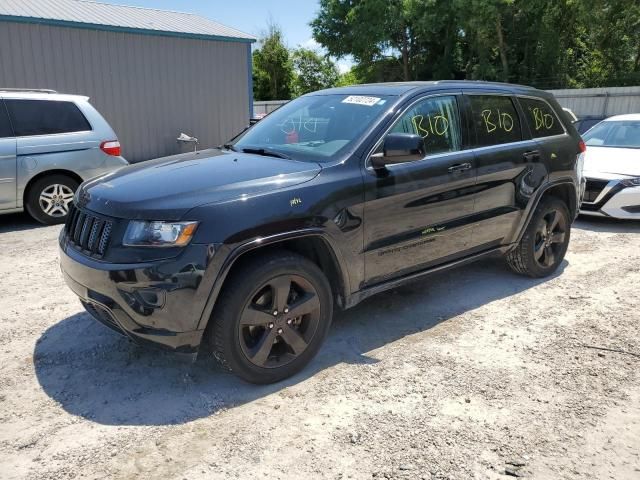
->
(34, 257), (565, 426)
(574, 215), (640, 234)
(0, 212), (47, 233)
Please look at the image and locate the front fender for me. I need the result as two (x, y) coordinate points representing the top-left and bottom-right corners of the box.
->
(195, 228), (351, 331)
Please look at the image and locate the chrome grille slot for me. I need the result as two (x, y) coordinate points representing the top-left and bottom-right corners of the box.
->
(87, 219), (104, 252)
(64, 203), (113, 257)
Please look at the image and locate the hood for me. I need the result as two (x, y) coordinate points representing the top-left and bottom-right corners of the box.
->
(583, 146), (640, 179)
(77, 149), (322, 220)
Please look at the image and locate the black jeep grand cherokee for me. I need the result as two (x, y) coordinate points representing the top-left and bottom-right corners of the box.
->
(60, 81), (584, 384)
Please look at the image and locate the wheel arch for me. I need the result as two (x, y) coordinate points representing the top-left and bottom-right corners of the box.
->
(513, 179), (578, 245)
(22, 169), (83, 207)
(197, 230), (351, 332)
(543, 182), (578, 219)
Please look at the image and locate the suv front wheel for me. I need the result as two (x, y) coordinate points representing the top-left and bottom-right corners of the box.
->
(25, 174), (79, 225)
(507, 195), (571, 278)
(206, 251), (333, 384)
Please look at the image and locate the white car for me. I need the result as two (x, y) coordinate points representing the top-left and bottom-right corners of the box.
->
(580, 114), (640, 219)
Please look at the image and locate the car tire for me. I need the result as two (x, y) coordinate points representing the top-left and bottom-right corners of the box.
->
(507, 195), (571, 278)
(25, 175), (79, 225)
(206, 251), (333, 384)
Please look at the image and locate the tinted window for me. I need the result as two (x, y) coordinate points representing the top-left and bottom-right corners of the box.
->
(389, 95), (462, 156)
(233, 94), (392, 163)
(469, 95), (522, 147)
(576, 118), (604, 135)
(0, 102), (13, 138)
(5, 100), (91, 137)
(519, 97), (565, 138)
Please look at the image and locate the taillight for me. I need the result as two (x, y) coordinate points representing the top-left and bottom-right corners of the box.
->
(578, 140), (586, 153)
(100, 140), (121, 156)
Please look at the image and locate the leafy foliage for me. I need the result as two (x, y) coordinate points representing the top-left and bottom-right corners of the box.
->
(252, 25), (341, 100)
(252, 24), (294, 101)
(312, 0), (640, 88)
(292, 48), (340, 96)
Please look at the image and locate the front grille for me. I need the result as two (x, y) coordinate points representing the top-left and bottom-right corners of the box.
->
(583, 179), (609, 203)
(64, 203), (113, 257)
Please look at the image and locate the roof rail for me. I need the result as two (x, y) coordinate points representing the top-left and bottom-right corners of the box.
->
(0, 88), (58, 94)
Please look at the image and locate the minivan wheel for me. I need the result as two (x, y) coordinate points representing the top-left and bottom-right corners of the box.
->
(25, 175), (79, 225)
(206, 251), (333, 384)
(507, 196), (571, 278)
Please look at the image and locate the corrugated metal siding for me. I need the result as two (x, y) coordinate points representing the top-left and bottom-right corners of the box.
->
(0, 0), (255, 41)
(254, 100), (288, 116)
(549, 86), (640, 117)
(0, 21), (251, 162)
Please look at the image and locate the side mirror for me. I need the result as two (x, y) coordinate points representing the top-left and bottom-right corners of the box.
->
(371, 133), (425, 169)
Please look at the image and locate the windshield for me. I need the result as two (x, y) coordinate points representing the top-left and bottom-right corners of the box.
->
(231, 94), (393, 162)
(583, 120), (640, 149)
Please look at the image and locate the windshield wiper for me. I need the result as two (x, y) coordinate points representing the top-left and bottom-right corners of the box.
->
(222, 143), (237, 152)
(240, 147), (291, 159)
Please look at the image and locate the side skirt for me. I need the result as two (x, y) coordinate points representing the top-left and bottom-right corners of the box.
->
(344, 245), (513, 309)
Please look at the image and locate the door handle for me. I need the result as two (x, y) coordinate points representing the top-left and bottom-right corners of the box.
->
(523, 150), (541, 162)
(448, 162), (472, 173)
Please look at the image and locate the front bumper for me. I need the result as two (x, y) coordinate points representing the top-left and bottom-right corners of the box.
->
(59, 241), (215, 353)
(580, 179), (640, 219)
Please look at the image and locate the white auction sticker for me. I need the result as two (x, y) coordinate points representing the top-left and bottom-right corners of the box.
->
(342, 95), (382, 106)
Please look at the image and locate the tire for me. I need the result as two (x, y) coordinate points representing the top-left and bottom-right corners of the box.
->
(25, 174), (79, 225)
(507, 195), (571, 278)
(206, 251), (333, 384)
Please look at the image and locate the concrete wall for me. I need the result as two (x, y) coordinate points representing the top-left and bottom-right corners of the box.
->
(0, 21), (251, 162)
(549, 86), (640, 118)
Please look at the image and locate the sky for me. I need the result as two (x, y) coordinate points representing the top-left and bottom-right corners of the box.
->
(105, 0), (352, 72)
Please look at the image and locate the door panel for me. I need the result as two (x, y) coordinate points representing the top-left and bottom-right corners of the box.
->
(362, 94), (477, 286)
(470, 140), (543, 248)
(0, 102), (16, 210)
(464, 94), (546, 249)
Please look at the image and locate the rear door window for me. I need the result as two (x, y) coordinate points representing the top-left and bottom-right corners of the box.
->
(519, 97), (565, 138)
(5, 100), (92, 137)
(389, 95), (462, 156)
(468, 95), (522, 147)
(0, 102), (13, 138)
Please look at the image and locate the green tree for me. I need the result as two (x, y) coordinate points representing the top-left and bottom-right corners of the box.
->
(311, 0), (640, 88)
(291, 48), (340, 96)
(252, 24), (294, 100)
(312, 0), (420, 81)
(336, 68), (360, 87)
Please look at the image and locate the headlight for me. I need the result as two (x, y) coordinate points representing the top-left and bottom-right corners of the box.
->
(621, 177), (640, 187)
(123, 221), (198, 247)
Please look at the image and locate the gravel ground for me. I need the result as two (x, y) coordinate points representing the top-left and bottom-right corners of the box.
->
(0, 213), (639, 480)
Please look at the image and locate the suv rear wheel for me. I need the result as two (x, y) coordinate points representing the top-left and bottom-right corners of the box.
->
(25, 174), (79, 225)
(507, 196), (571, 278)
(206, 251), (333, 384)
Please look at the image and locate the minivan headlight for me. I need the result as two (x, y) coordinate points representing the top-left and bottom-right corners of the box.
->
(123, 221), (198, 247)
(621, 177), (640, 187)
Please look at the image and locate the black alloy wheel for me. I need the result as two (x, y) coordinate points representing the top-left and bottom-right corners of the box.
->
(238, 274), (321, 368)
(207, 251), (333, 384)
(532, 208), (568, 268)
(507, 195), (571, 278)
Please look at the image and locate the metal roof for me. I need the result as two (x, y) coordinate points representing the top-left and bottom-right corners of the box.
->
(0, 0), (256, 43)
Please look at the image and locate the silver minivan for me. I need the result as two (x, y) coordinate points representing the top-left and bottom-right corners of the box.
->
(0, 89), (128, 224)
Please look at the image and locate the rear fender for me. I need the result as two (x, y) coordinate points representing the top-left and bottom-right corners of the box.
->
(511, 179), (578, 245)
